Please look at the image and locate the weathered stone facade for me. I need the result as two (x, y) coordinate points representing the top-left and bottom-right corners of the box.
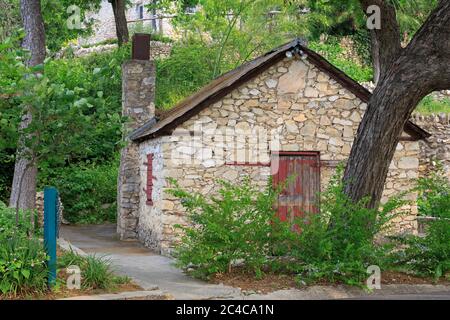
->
(117, 60), (156, 240)
(135, 57), (421, 255)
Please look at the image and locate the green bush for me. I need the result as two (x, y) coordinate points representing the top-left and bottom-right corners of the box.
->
(273, 166), (405, 286)
(42, 159), (119, 224)
(168, 177), (280, 279)
(0, 237), (48, 296)
(392, 166), (450, 279)
(169, 169), (407, 286)
(417, 163), (450, 217)
(0, 201), (36, 239)
(0, 202), (48, 297)
(395, 219), (450, 280)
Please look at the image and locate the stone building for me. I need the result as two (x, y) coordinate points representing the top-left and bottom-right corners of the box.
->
(81, 0), (177, 45)
(118, 39), (430, 255)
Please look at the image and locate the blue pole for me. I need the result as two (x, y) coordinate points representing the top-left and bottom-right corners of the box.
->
(44, 187), (57, 287)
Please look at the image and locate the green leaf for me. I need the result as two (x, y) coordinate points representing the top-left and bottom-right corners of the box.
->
(21, 269), (31, 279)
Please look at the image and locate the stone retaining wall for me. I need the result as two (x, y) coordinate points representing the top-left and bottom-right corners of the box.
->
(412, 113), (450, 181)
(62, 41), (172, 60)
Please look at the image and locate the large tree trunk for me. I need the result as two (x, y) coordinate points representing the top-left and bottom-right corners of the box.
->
(9, 0), (46, 210)
(344, 0), (450, 208)
(370, 30), (381, 85)
(109, 0), (129, 46)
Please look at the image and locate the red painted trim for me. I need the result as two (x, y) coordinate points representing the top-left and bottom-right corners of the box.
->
(225, 162), (271, 167)
(271, 151), (320, 156)
(146, 153), (154, 205)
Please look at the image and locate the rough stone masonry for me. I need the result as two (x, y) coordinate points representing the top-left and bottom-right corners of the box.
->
(117, 59), (156, 240)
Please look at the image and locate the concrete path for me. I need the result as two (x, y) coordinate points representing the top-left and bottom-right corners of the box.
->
(60, 224), (241, 300)
(60, 224), (450, 300)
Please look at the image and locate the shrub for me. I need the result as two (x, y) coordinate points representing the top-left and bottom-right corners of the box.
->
(395, 219), (450, 280)
(0, 202), (48, 297)
(0, 237), (49, 296)
(416, 163), (450, 217)
(169, 168), (407, 286)
(168, 177), (279, 280)
(274, 166), (406, 286)
(0, 201), (36, 240)
(41, 159), (119, 224)
(392, 166), (450, 279)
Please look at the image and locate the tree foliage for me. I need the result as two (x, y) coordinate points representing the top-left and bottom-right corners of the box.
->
(149, 0), (307, 76)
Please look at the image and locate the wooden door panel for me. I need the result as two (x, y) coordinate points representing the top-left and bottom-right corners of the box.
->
(272, 152), (320, 227)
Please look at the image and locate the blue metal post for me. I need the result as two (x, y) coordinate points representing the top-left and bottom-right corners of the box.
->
(44, 187), (58, 287)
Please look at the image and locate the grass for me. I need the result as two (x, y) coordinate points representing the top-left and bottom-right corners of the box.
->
(416, 97), (450, 114)
(57, 250), (130, 291)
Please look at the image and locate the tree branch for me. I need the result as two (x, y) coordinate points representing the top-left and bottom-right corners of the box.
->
(403, 0), (450, 91)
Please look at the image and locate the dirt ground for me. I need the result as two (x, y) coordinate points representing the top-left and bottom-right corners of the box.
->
(210, 269), (450, 294)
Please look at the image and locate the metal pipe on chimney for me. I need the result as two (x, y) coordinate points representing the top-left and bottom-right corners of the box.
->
(132, 33), (151, 60)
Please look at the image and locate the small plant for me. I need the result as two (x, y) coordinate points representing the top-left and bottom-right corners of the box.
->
(168, 177), (280, 280)
(58, 250), (128, 290)
(0, 237), (49, 296)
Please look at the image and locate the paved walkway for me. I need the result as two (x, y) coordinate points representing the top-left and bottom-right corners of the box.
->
(60, 224), (241, 299)
(60, 224), (450, 300)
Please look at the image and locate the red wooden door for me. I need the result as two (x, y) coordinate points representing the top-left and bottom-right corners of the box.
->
(272, 152), (320, 226)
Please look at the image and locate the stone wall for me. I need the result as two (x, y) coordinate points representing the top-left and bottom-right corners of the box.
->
(412, 113), (450, 181)
(137, 56), (421, 254)
(35, 191), (65, 228)
(361, 82), (450, 102)
(59, 41), (172, 60)
(118, 60), (156, 240)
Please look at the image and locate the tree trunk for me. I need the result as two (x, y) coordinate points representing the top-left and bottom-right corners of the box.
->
(370, 30), (381, 85)
(344, 0), (450, 208)
(109, 0), (129, 46)
(9, 0), (46, 210)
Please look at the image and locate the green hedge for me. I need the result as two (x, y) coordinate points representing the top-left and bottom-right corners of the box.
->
(41, 159), (119, 224)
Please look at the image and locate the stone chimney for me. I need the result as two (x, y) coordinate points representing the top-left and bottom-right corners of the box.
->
(117, 34), (155, 240)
